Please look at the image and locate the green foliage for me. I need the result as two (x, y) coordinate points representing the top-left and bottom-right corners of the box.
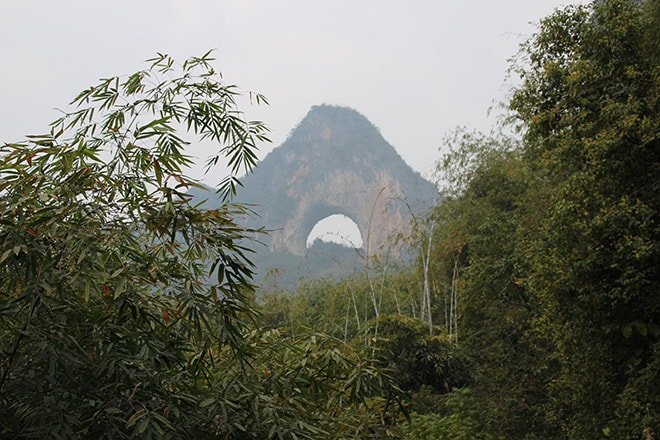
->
(260, 280), (471, 436)
(0, 52), (267, 438)
(402, 388), (500, 440)
(260, 268), (422, 342)
(509, 0), (660, 437)
(366, 315), (469, 396)
(425, 1), (660, 438)
(198, 329), (399, 439)
(432, 130), (556, 438)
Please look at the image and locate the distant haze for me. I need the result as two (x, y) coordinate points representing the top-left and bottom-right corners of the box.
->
(1, 0), (587, 184)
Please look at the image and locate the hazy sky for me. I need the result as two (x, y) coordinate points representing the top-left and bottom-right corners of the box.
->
(1, 0), (586, 184)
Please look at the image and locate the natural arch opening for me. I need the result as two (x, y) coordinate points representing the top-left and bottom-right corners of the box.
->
(306, 214), (364, 249)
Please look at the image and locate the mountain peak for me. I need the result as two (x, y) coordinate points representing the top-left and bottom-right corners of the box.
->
(234, 104), (438, 257)
(282, 104), (383, 156)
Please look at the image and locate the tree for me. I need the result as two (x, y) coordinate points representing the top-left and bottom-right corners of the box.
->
(366, 314), (469, 397)
(431, 129), (558, 439)
(0, 52), (269, 438)
(509, 0), (660, 437)
(203, 329), (398, 440)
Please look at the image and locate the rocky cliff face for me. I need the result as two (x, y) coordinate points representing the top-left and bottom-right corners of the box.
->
(235, 104), (438, 257)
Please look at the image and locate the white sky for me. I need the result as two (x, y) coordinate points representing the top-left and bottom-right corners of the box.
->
(1, 0), (586, 184)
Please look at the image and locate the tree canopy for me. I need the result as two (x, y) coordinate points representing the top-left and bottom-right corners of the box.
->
(0, 52), (270, 438)
(427, 0), (660, 437)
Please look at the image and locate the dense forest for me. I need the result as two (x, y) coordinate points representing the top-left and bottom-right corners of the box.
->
(1, 0), (658, 438)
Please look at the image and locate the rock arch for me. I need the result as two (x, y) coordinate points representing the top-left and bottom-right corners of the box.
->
(268, 170), (409, 256)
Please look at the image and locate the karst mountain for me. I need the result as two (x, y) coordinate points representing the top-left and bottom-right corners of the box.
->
(196, 104), (438, 286)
